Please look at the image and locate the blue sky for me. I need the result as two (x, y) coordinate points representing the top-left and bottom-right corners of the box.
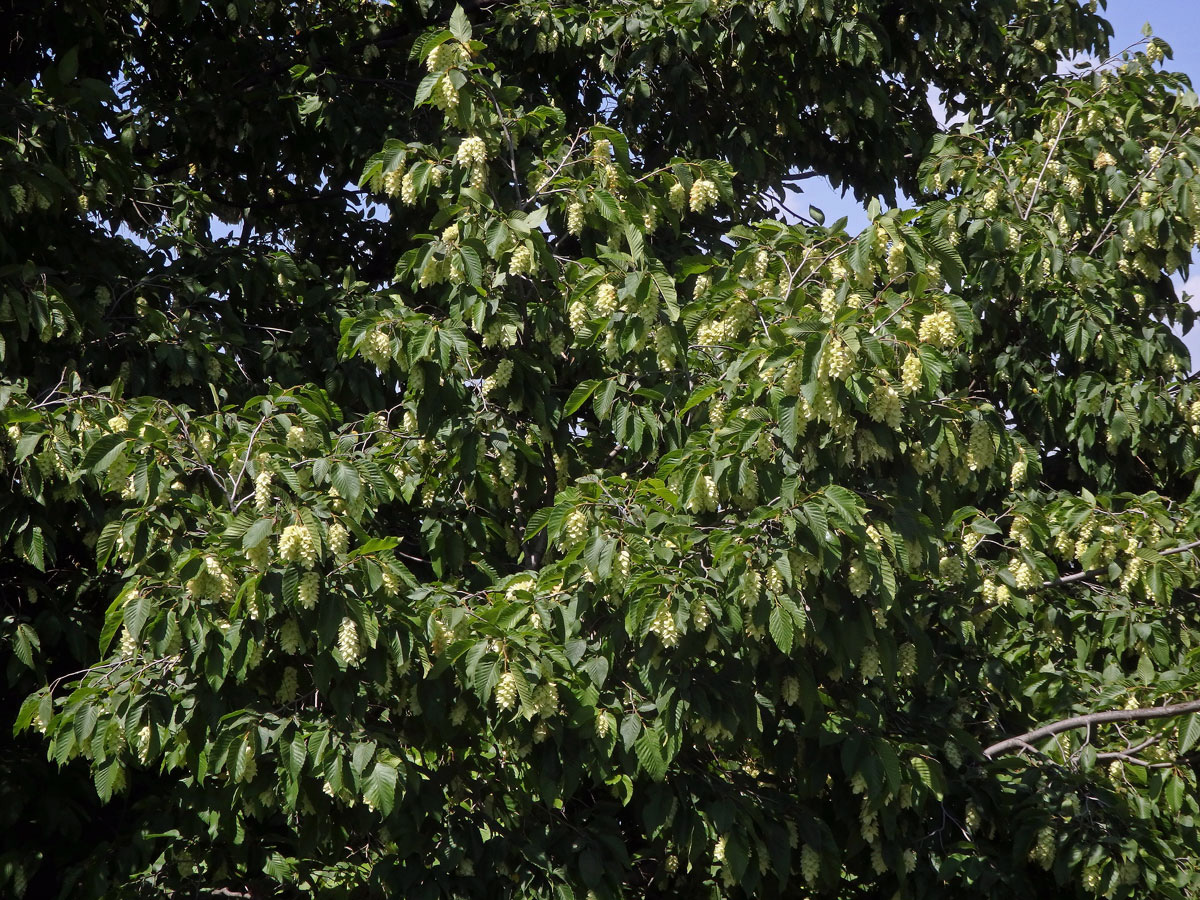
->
(795, 1), (1200, 359)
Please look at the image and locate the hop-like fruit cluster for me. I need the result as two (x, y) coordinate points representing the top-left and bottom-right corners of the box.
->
(276, 666), (299, 704)
(532, 681), (558, 717)
(247, 540), (271, 570)
(107, 414), (128, 432)
(119, 625), (138, 658)
(689, 473), (719, 513)
(691, 597), (711, 630)
(847, 557), (869, 597)
(338, 617), (361, 665)
(966, 420), (995, 471)
(285, 425), (308, 451)
(328, 523), (349, 556)
(668, 181), (687, 212)
(615, 547), (632, 582)
(901, 353), (923, 393)
(860, 644), (880, 679)
(563, 508), (588, 545)
(943, 740), (963, 768)
(426, 41), (467, 73)
(1010, 456), (1028, 488)
(689, 179), (719, 213)
(867, 383), (902, 430)
(898, 642), (917, 676)
(361, 327), (392, 369)
(595, 282), (618, 316)
(917, 310), (957, 347)
(298, 572), (319, 609)
(280, 618), (303, 654)
(495, 671), (518, 710)
(649, 604), (679, 647)
(254, 470), (273, 512)
(508, 244), (534, 276)
(1012, 559), (1039, 591)
(567, 201), (585, 235)
(382, 166), (405, 198)
(781, 676), (800, 705)
(400, 169), (417, 204)
(280, 523), (318, 568)
(483, 358), (513, 394)
(800, 846), (821, 885)
(822, 339), (855, 382)
(595, 708), (611, 738)
(456, 135), (488, 168)
(1029, 826), (1055, 868)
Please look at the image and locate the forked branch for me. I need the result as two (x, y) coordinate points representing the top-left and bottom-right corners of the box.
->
(984, 698), (1200, 759)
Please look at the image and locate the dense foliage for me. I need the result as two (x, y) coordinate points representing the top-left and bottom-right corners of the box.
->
(6, 1), (1200, 897)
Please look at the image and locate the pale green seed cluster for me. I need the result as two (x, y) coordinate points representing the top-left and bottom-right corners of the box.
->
(649, 604), (679, 647)
(868, 383), (902, 429)
(495, 671), (518, 710)
(822, 339), (855, 381)
(800, 845), (821, 884)
(280, 524), (317, 568)
(860, 644), (880, 679)
(254, 470), (273, 512)
(483, 358), (513, 394)
(276, 666), (298, 703)
(668, 181), (687, 212)
(898, 642), (917, 676)
(567, 201), (585, 236)
(328, 523), (349, 556)
(280, 618), (303, 654)
(688, 473), (719, 513)
(689, 179), (719, 212)
(966, 421), (994, 471)
(338, 617), (361, 665)
(594, 282), (618, 316)
(847, 557), (869, 597)
(917, 310), (957, 347)
(563, 508), (588, 545)
(901, 353), (923, 393)
(298, 572), (319, 609)
(508, 244), (534, 276)
(362, 327), (392, 369)
(1029, 826), (1055, 868)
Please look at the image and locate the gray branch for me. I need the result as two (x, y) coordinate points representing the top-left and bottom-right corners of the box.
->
(984, 698), (1200, 759)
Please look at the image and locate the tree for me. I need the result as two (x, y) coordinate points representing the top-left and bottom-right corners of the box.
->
(5, 0), (1200, 896)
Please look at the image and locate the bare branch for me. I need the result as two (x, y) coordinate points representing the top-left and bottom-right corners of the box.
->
(984, 698), (1200, 759)
(1038, 539), (1200, 591)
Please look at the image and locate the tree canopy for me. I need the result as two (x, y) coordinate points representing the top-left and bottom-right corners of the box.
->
(6, 1), (1200, 897)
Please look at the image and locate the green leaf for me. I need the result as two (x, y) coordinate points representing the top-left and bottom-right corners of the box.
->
(1181, 714), (1200, 754)
(619, 714), (642, 750)
(364, 761), (399, 815)
(243, 518), (274, 550)
(634, 729), (667, 780)
(449, 6), (472, 42)
(769, 604), (794, 654)
(564, 379), (601, 416)
(82, 433), (129, 473)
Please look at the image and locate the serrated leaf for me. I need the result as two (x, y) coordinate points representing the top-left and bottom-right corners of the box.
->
(619, 714), (642, 750)
(634, 729), (667, 780)
(564, 379), (601, 416)
(364, 760), (399, 815)
(769, 604), (794, 654)
(243, 518), (274, 550)
(1181, 713), (1200, 754)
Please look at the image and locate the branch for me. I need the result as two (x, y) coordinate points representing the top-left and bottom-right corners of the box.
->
(984, 698), (1200, 759)
(1038, 539), (1200, 590)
